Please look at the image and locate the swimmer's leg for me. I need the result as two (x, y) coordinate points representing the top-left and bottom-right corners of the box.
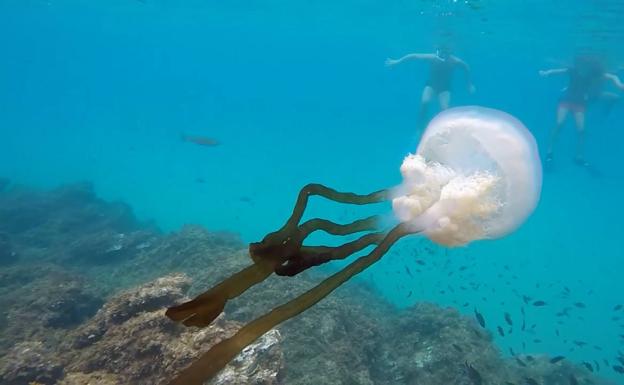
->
(546, 105), (569, 162)
(419, 86), (434, 131)
(438, 91), (451, 110)
(573, 110), (587, 164)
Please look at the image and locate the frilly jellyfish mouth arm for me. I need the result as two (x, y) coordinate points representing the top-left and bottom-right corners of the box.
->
(165, 183), (416, 385)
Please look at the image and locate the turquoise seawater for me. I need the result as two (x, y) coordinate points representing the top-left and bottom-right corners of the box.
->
(1, 0), (623, 383)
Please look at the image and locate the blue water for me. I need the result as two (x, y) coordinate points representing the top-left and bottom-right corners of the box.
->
(1, 0), (624, 383)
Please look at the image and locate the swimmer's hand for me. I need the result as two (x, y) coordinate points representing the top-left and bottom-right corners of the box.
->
(538, 70), (548, 77)
(468, 84), (476, 94)
(385, 58), (399, 67)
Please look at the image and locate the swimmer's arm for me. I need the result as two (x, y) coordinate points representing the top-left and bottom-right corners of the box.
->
(604, 73), (624, 91)
(385, 53), (436, 67)
(453, 57), (476, 93)
(539, 68), (568, 77)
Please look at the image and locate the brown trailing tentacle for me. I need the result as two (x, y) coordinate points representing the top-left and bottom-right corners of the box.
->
(299, 215), (380, 237)
(168, 223), (413, 385)
(275, 232), (385, 276)
(281, 183), (388, 231)
(165, 261), (274, 327)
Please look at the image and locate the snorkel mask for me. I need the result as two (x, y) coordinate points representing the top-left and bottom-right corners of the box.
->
(436, 46), (451, 61)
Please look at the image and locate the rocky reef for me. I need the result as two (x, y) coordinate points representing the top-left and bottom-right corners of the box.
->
(0, 182), (617, 385)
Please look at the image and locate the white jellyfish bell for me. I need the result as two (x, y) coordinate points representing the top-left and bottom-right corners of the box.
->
(392, 106), (542, 246)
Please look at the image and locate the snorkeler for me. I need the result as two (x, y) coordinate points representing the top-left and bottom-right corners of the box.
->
(540, 55), (624, 168)
(385, 46), (476, 130)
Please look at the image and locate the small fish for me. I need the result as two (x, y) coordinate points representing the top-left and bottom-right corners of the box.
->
(614, 304), (623, 311)
(549, 355), (565, 364)
(574, 302), (586, 308)
(573, 340), (587, 347)
(415, 259), (426, 266)
(533, 300), (547, 307)
(524, 377), (539, 385)
(239, 196), (254, 203)
(195, 177), (206, 184)
(515, 357), (527, 367)
(582, 362), (594, 372)
(405, 266), (413, 278)
(525, 355), (535, 362)
(181, 133), (220, 147)
(504, 312), (513, 326)
(474, 308), (486, 328)
(407, 290), (412, 298)
(613, 365), (624, 373)
(497, 326), (505, 337)
(464, 362), (483, 385)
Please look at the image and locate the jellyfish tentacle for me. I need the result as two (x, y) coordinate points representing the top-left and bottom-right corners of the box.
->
(275, 232), (386, 276)
(168, 223), (413, 385)
(282, 183), (388, 231)
(165, 261), (274, 327)
(299, 215), (380, 236)
(167, 184), (389, 328)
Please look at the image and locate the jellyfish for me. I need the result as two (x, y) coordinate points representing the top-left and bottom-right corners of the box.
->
(165, 106), (542, 385)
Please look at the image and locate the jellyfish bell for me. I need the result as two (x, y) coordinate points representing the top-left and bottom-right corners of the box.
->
(392, 106), (542, 246)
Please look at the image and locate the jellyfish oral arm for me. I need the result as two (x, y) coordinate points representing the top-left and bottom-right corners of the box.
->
(165, 183), (420, 385)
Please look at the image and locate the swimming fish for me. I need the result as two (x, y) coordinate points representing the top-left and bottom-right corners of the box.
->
(504, 312), (513, 326)
(497, 326), (505, 337)
(582, 362), (593, 372)
(474, 308), (486, 328)
(464, 362), (483, 385)
(549, 355), (565, 364)
(524, 377), (539, 385)
(181, 134), (220, 147)
(533, 300), (547, 307)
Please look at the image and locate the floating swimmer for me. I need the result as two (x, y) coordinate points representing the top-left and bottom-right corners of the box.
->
(386, 45), (476, 131)
(165, 106), (542, 385)
(540, 54), (624, 171)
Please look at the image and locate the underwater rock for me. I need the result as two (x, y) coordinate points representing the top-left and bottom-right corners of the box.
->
(0, 341), (63, 385)
(0, 182), (158, 265)
(58, 371), (120, 385)
(0, 264), (103, 355)
(61, 274), (284, 385)
(0, 232), (17, 265)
